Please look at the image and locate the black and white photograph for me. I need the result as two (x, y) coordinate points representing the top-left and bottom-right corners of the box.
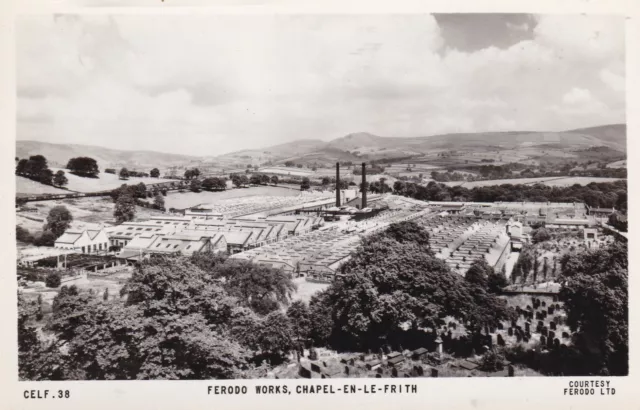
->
(13, 11), (629, 384)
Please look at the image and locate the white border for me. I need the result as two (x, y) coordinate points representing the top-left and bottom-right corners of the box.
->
(0, 1), (637, 409)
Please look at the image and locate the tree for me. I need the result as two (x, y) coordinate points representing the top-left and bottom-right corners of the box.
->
(270, 175), (279, 185)
(119, 168), (129, 180)
(300, 177), (311, 191)
(34, 230), (57, 247)
(532, 228), (551, 244)
(286, 300), (312, 343)
(254, 311), (295, 357)
(114, 192), (136, 223)
(18, 293), (65, 380)
(38, 168), (54, 185)
(465, 259), (491, 289)
(317, 229), (512, 350)
(212, 259), (296, 315)
(45, 272), (61, 288)
(284, 161), (295, 167)
(487, 270), (508, 294)
(16, 158), (28, 175)
(66, 157), (99, 177)
(53, 170), (68, 187)
(16, 225), (34, 243)
(153, 194), (165, 210)
(321, 177), (330, 187)
(134, 182), (147, 199)
(367, 221), (431, 248)
(559, 241), (628, 375)
(190, 179), (202, 192)
(150, 168), (160, 178)
(44, 205), (73, 238)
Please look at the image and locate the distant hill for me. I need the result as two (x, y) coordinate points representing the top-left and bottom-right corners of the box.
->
(19, 124), (625, 171)
(221, 124), (626, 166)
(16, 140), (200, 170)
(564, 124), (626, 151)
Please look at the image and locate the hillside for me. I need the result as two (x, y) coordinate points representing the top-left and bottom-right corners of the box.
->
(16, 140), (200, 170)
(238, 124), (627, 166)
(564, 124), (626, 151)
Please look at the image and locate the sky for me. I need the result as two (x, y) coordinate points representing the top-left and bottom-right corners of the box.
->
(16, 13), (625, 156)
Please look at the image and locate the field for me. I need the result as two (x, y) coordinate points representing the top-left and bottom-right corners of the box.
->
(606, 160), (627, 168)
(163, 186), (304, 209)
(16, 196), (165, 234)
(49, 168), (176, 193)
(16, 176), (69, 196)
(259, 167), (315, 177)
(442, 176), (624, 188)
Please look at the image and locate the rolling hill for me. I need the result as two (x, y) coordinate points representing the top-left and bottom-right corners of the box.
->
(17, 123), (625, 171)
(16, 140), (200, 170)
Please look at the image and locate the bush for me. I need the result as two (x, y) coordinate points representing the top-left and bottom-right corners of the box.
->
(34, 230), (56, 247)
(45, 272), (61, 288)
(480, 348), (506, 372)
(16, 226), (34, 243)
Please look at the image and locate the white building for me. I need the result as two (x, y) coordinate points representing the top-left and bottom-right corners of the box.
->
(54, 229), (110, 254)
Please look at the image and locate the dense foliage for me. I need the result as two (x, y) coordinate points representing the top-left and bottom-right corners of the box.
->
(393, 180), (627, 210)
(16, 155), (54, 185)
(559, 241), (628, 375)
(66, 157), (99, 178)
(294, 222), (514, 351)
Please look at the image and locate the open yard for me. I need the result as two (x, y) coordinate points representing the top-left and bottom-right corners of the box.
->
(291, 277), (330, 303)
(163, 186), (303, 209)
(16, 196), (165, 234)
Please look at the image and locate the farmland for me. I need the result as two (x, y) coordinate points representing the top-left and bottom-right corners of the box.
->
(15, 176), (69, 196)
(163, 185), (307, 209)
(442, 176), (624, 188)
(49, 168), (176, 193)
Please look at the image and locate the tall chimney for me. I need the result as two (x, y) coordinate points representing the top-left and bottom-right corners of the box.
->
(335, 162), (341, 207)
(361, 162), (367, 209)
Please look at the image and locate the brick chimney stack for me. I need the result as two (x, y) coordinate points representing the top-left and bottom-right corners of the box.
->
(361, 162), (367, 209)
(335, 162), (341, 207)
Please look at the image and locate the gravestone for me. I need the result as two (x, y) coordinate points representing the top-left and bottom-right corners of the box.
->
(548, 330), (555, 340)
(550, 321), (556, 331)
(541, 327), (548, 337)
(547, 336), (554, 348)
(431, 368), (439, 378)
(377, 367), (384, 374)
(525, 322), (530, 333)
(497, 334), (505, 346)
(375, 374), (381, 378)
(391, 367), (398, 378)
(540, 335), (546, 346)
(526, 305), (532, 311)
(523, 334), (529, 343)
(541, 301), (546, 307)
(299, 365), (312, 379)
(508, 327), (513, 337)
(554, 338), (560, 349)
(416, 365), (424, 376)
(497, 322), (503, 330)
(345, 366), (350, 375)
(508, 365), (515, 377)
(548, 307), (554, 315)
(516, 332), (522, 342)
(511, 320), (517, 328)
(562, 332), (570, 339)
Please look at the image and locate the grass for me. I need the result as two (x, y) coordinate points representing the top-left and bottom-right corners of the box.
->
(16, 176), (69, 196)
(48, 168), (176, 193)
(442, 176), (624, 188)
(163, 186), (304, 209)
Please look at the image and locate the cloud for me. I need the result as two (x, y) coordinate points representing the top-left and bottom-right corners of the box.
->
(17, 14), (625, 156)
